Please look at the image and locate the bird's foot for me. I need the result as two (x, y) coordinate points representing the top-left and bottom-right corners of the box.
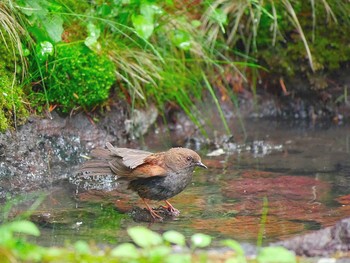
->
(162, 200), (180, 216)
(141, 198), (163, 221)
(148, 208), (163, 221)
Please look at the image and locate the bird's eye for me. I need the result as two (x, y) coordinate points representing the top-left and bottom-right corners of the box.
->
(186, 156), (193, 161)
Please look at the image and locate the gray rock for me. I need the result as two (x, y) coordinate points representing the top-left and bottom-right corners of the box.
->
(274, 217), (350, 257)
(0, 105), (158, 199)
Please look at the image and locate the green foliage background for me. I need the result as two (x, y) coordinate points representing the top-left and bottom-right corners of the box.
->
(1, 0), (350, 131)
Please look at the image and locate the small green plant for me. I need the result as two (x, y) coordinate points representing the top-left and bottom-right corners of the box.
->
(0, 221), (297, 263)
(0, 220), (43, 262)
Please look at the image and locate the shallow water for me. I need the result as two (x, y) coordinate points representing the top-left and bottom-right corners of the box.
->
(6, 119), (350, 247)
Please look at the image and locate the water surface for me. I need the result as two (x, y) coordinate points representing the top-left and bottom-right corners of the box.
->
(9, 119), (350, 246)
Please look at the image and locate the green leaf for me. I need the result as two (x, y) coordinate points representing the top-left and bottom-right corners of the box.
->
(209, 8), (227, 33)
(8, 220), (40, 236)
(36, 41), (54, 62)
(85, 22), (101, 50)
(29, 26), (48, 43)
(140, 3), (163, 20)
(23, 48), (30, 56)
(222, 239), (245, 256)
(17, 243), (44, 262)
(127, 226), (163, 248)
(111, 243), (139, 258)
(191, 233), (211, 248)
(74, 240), (90, 254)
(210, 8), (227, 25)
(140, 3), (155, 20)
(98, 3), (112, 17)
(18, 0), (48, 17)
(43, 14), (63, 43)
(171, 30), (191, 50)
(166, 254), (191, 263)
(132, 15), (154, 39)
(163, 230), (186, 246)
(257, 246), (296, 263)
(148, 245), (171, 258)
(222, 239), (247, 263)
(0, 227), (12, 244)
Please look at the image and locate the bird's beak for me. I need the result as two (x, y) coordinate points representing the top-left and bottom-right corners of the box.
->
(196, 161), (208, 169)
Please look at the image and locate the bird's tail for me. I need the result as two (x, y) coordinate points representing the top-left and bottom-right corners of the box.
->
(77, 160), (113, 176)
(76, 147), (131, 177)
(76, 148), (114, 176)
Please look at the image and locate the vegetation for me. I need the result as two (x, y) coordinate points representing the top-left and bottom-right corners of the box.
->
(0, 220), (297, 263)
(0, 5), (28, 131)
(202, 0), (350, 91)
(42, 43), (116, 112)
(1, 0), (350, 131)
(0, 70), (28, 131)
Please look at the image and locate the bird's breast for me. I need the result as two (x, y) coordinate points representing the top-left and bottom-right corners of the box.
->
(128, 170), (194, 201)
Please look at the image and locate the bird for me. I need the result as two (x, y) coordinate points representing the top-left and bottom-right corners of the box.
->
(77, 142), (207, 220)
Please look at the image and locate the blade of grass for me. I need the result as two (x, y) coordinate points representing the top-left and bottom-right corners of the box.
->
(202, 72), (231, 135)
(282, 0), (314, 71)
(257, 196), (269, 248)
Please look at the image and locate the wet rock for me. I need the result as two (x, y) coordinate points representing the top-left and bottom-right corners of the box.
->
(30, 212), (54, 226)
(30, 208), (108, 229)
(274, 217), (350, 257)
(0, 104), (158, 199)
(130, 206), (179, 222)
(124, 105), (158, 140)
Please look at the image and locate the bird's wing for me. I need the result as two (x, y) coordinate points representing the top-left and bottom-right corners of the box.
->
(106, 142), (153, 169)
(78, 143), (167, 178)
(129, 154), (168, 178)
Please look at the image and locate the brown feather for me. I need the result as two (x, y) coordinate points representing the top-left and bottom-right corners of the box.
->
(131, 164), (167, 177)
(77, 143), (168, 179)
(77, 160), (113, 176)
(90, 148), (112, 159)
(106, 142), (152, 169)
(108, 158), (131, 177)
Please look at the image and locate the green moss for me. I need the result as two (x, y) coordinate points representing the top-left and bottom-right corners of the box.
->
(0, 33), (28, 132)
(256, 0), (350, 89)
(43, 43), (116, 112)
(0, 70), (29, 132)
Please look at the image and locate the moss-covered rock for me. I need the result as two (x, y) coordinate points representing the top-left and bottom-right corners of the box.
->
(43, 43), (116, 112)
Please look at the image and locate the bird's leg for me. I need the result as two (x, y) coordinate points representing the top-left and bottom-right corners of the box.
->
(142, 198), (163, 220)
(162, 200), (180, 215)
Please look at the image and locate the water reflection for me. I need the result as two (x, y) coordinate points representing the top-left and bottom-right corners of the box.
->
(6, 120), (350, 246)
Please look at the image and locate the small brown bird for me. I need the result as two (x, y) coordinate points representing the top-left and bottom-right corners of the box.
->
(78, 142), (207, 219)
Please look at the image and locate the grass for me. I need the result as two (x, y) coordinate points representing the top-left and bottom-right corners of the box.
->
(199, 0), (350, 112)
(5, 0), (236, 135)
(0, 3), (29, 131)
(1, 0), (349, 133)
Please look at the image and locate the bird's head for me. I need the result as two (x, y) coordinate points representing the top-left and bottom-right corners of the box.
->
(164, 148), (207, 172)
